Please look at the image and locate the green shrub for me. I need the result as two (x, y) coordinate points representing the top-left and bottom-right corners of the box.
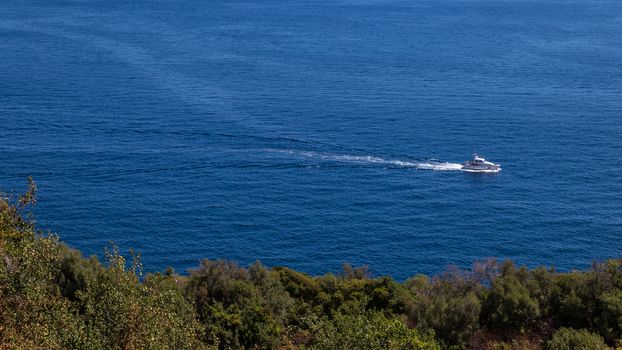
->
(0, 179), (90, 348)
(599, 290), (622, 343)
(0, 180), (208, 349)
(304, 309), (440, 350)
(406, 270), (482, 346)
(546, 328), (607, 350)
(187, 259), (289, 349)
(549, 272), (591, 329)
(483, 275), (540, 332)
(5, 179), (622, 350)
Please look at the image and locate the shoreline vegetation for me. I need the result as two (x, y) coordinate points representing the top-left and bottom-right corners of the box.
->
(1, 179), (619, 349)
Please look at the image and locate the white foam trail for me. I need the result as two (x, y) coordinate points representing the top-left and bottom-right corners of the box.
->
(269, 149), (464, 171)
(415, 161), (464, 171)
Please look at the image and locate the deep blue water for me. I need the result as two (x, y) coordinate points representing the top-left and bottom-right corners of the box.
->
(1, 0), (621, 280)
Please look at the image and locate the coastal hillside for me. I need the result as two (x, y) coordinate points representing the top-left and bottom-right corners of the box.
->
(1, 180), (619, 349)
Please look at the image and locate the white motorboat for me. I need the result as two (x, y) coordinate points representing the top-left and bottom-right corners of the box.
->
(462, 154), (501, 172)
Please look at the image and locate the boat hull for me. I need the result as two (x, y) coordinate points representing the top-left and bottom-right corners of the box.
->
(461, 165), (501, 173)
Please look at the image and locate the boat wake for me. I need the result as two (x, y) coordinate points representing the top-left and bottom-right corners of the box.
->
(269, 150), (464, 171)
(415, 161), (464, 171)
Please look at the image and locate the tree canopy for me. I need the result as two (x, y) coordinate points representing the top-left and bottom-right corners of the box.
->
(1, 180), (621, 349)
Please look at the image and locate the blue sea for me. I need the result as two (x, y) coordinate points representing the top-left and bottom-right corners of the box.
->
(1, 0), (621, 280)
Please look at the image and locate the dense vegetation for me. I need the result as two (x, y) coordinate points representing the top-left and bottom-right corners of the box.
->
(1, 179), (621, 349)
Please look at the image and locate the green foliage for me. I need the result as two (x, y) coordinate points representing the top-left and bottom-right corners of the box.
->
(187, 259), (292, 349)
(76, 246), (206, 349)
(0, 231), (89, 348)
(546, 328), (607, 350)
(598, 290), (622, 343)
(0, 177), (37, 238)
(0, 180), (208, 349)
(549, 272), (591, 329)
(274, 266), (321, 302)
(304, 308), (440, 350)
(4, 179), (622, 349)
(483, 274), (540, 332)
(405, 269), (482, 346)
(0, 179), (87, 348)
(56, 243), (105, 301)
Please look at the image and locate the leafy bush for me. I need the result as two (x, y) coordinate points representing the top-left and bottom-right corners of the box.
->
(187, 259), (291, 349)
(4, 179), (622, 349)
(304, 308), (440, 350)
(546, 328), (607, 350)
(549, 272), (591, 329)
(0, 180), (208, 349)
(77, 246), (206, 349)
(405, 269), (482, 346)
(483, 275), (540, 332)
